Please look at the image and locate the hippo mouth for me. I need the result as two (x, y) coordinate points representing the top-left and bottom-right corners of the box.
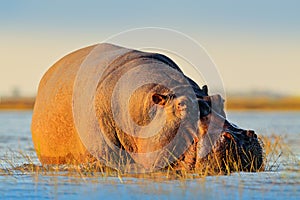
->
(196, 92), (264, 173)
(221, 119), (263, 171)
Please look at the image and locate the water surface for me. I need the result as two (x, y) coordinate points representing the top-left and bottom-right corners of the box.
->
(0, 111), (299, 199)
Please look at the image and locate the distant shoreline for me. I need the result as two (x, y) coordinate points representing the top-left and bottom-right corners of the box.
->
(0, 97), (35, 110)
(0, 96), (300, 111)
(225, 96), (300, 111)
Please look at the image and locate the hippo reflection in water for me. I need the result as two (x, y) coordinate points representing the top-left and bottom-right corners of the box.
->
(31, 43), (264, 173)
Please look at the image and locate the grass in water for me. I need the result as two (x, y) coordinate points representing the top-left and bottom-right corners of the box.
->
(0, 135), (298, 181)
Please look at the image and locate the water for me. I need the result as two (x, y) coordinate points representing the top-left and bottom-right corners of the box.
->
(0, 111), (299, 199)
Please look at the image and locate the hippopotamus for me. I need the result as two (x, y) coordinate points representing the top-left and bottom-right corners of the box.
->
(31, 43), (263, 173)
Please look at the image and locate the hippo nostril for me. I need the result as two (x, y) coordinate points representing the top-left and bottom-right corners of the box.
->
(247, 130), (256, 138)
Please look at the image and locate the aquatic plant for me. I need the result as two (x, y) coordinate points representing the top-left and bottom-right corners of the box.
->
(0, 135), (296, 181)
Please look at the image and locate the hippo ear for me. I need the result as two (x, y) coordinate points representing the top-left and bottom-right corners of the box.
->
(198, 99), (211, 117)
(152, 94), (168, 105)
(202, 85), (208, 96)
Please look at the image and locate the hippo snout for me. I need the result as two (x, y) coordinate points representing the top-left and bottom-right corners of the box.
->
(220, 124), (264, 171)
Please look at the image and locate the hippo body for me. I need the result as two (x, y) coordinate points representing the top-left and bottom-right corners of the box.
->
(31, 43), (263, 172)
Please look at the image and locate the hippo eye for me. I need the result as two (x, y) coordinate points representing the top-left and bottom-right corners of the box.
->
(152, 94), (168, 105)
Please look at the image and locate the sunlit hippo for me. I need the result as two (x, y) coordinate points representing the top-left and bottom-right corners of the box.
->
(31, 43), (263, 173)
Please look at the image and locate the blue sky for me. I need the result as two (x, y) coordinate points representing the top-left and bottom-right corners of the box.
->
(1, 0), (299, 96)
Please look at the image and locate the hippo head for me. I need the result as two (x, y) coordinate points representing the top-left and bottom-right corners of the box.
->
(150, 85), (264, 173)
